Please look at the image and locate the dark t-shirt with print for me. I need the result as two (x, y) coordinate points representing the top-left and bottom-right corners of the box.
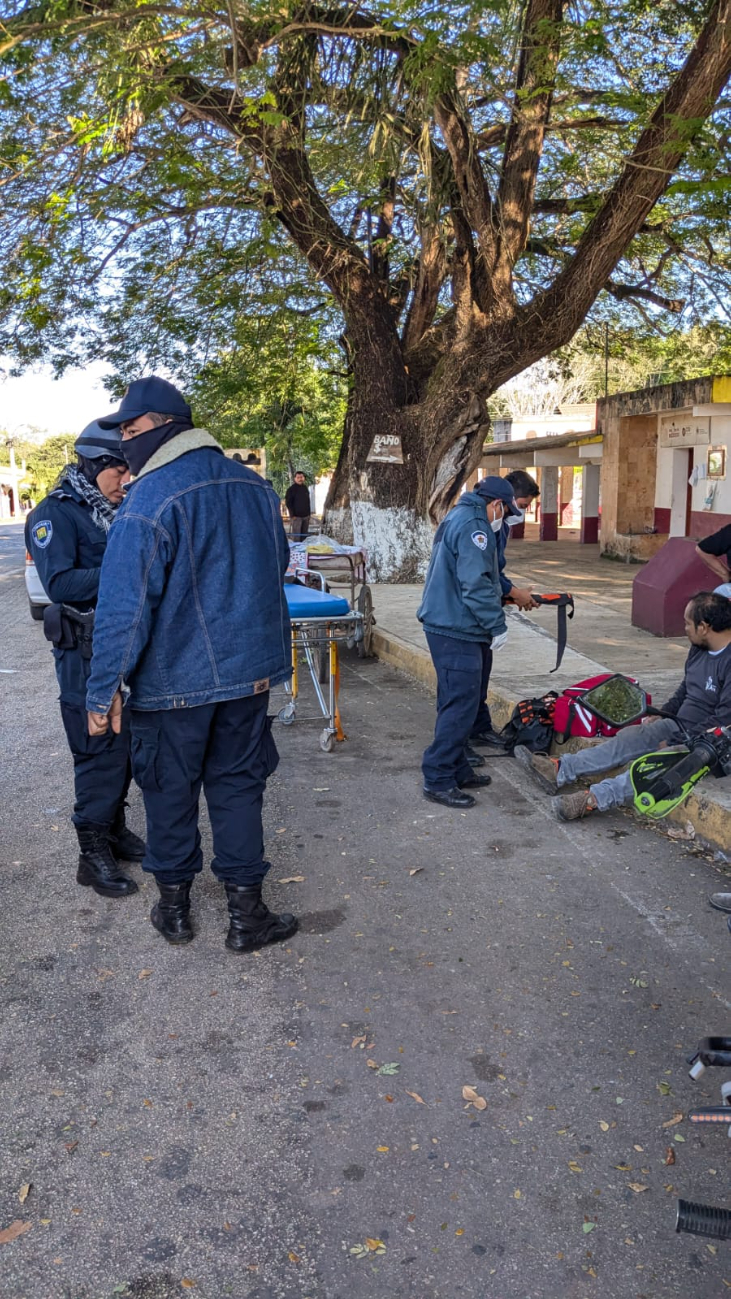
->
(697, 523), (731, 571)
(662, 642), (731, 732)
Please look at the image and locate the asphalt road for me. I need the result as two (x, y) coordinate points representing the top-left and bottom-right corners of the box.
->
(0, 518), (729, 1299)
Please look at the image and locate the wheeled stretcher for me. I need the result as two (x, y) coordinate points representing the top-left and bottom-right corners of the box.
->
(277, 579), (362, 752)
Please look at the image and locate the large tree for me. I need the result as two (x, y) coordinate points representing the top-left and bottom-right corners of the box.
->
(2, 1), (731, 576)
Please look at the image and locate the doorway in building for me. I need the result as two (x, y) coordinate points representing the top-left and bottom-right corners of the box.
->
(669, 448), (693, 537)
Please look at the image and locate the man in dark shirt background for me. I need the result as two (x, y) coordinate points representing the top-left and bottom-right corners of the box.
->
(696, 522), (731, 585)
(285, 472), (311, 541)
(514, 591), (731, 820)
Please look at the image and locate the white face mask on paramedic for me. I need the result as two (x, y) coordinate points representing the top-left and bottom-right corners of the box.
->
(506, 508), (525, 528)
(490, 513), (504, 533)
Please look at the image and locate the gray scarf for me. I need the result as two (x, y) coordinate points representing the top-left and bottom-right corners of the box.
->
(57, 464), (118, 534)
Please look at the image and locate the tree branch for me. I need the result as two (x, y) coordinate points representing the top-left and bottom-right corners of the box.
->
(496, 0), (564, 273)
(478, 115), (628, 150)
(606, 280), (684, 312)
(532, 0), (731, 347)
(402, 223), (447, 353)
(433, 90), (499, 307)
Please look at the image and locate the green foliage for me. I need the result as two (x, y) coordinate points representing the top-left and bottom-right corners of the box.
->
(188, 316), (346, 489)
(0, 0), (729, 474)
(0, 432), (75, 496)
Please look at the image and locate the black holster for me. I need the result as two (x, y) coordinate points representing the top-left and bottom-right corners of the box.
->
(43, 604), (95, 659)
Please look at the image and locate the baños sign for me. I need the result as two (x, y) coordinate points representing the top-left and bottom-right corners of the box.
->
(366, 433), (404, 463)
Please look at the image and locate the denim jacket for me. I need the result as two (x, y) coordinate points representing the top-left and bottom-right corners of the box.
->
(86, 430), (292, 713)
(417, 492), (506, 642)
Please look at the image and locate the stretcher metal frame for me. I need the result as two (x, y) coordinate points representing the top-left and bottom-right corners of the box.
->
(277, 571), (363, 752)
(292, 549), (375, 658)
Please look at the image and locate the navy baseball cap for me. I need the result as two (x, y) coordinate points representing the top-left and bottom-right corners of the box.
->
(475, 475), (522, 515)
(74, 421), (125, 462)
(98, 376), (191, 428)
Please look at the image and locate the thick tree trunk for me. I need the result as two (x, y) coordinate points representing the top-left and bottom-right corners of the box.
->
(324, 378), (491, 581)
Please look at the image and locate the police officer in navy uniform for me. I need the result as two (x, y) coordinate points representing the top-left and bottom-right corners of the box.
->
(85, 376), (297, 953)
(25, 424), (145, 896)
(417, 477), (520, 808)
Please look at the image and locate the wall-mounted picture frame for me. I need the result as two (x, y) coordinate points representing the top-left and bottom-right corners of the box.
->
(707, 446), (727, 479)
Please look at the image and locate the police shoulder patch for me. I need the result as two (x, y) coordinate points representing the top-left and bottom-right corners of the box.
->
(471, 530), (488, 550)
(32, 520), (53, 549)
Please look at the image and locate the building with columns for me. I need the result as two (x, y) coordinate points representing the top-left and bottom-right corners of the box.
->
(480, 375), (731, 562)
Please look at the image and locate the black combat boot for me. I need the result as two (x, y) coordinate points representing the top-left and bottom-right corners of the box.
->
(76, 825), (138, 898)
(150, 880), (194, 945)
(224, 883), (298, 954)
(111, 806), (147, 862)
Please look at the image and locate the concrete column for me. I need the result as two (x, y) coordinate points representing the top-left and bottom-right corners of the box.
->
(580, 463), (601, 544)
(539, 465), (559, 541)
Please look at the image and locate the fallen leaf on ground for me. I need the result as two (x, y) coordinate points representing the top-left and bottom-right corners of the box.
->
(17, 1186), (30, 1205)
(582, 1222), (595, 1234)
(406, 1090), (426, 1105)
(674, 1133), (686, 1143)
(365, 1238), (385, 1251)
(64, 1142), (78, 1154)
(657, 1081), (672, 1096)
(662, 1113), (684, 1128)
(628, 1183), (649, 1193)
(462, 1085), (487, 1110)
(181, 1281), (196, 1290)
(568, 1161), (582, 1174)
(0, 1221), (32, 1246)
(366, 1059), (379, 1070)
(408, 868), (423, 876)
(351, 1035), (366, 1049)
(599, 1121), (609, 1132)
(377, 1063), (399, 1075)
(664, 1147), (676, 1166)
(376, 1146), (389, 1153)
(288, 1252), (300, 1263)
(278, 876), (305, 884)
(138, 969), (152, 980)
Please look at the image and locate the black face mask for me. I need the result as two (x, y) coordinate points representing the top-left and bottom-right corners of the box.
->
(123, 417), (193, 476)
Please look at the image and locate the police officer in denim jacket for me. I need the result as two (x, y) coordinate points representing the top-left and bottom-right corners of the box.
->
(85, 376), (298, 953)
(25, 424), (145, 898)
(417, 477), (520, 808)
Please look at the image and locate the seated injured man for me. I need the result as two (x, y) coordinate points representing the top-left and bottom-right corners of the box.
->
(515, 591), (731, 821)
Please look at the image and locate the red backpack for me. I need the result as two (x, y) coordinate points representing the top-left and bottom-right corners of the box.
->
(553, 674), (651, 744)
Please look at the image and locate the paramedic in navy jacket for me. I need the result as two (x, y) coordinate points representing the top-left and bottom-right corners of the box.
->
(471, 469), (541, 750)
(85, 376), (297, 954)
(25, 423), (145, 899)
(417, 477), (521, 808)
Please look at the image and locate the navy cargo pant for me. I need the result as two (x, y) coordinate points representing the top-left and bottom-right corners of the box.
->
(470, 644), (494, 738)
(422, 632), (489, 791)
(55, 649), (132, 829)
(130, 693), (279, 886)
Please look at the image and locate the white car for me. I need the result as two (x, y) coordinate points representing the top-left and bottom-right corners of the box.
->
(25, 550), (51, 621)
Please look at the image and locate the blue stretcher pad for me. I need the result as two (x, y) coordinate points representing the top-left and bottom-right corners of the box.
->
(284, 584), (351, 620)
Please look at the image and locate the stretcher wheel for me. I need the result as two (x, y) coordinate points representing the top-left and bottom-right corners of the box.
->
(278, 705), (296, 726)
(356, 585), (375, 658)
(319, 730), (335, 753)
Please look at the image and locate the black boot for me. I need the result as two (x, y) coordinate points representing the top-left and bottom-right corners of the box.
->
(111, 807), (146, 862)
(76, 825), (138, 898)
(224, 883), (298, 954)
(151, 880), (194, 945)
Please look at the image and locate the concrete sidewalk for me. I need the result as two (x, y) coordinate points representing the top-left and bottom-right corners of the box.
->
(371, 576), (731, 852)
